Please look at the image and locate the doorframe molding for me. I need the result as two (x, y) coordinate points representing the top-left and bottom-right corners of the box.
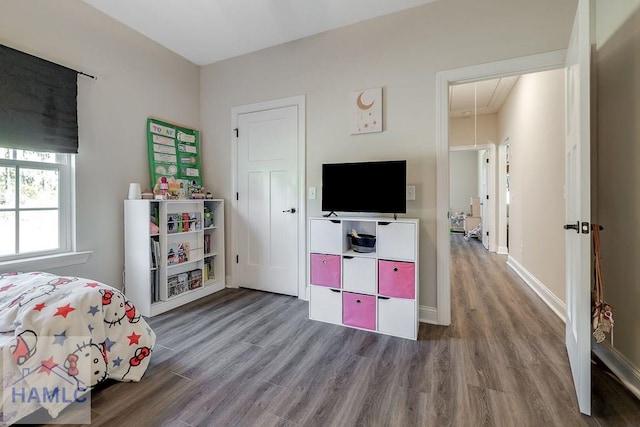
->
(435, 50), (566, 325)
(497, 137), (510, 255)
(230, 95), (307, 298)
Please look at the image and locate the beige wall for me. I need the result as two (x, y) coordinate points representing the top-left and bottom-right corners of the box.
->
(497, 69), (566, 302)
(0, 0), (200, 287)
(595, 1), (640, 371)
(450, 151), (478, 215)
(449, 114), (498, 148)
(200, 0), (577, 308)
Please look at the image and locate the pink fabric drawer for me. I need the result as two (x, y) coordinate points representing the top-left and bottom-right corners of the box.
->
(378, 260), (415, 299)
(310, 253), (341, 288)
(342, 292), (376, 330)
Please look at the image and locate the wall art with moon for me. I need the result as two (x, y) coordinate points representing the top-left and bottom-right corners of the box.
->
(350, 87), (382, 134)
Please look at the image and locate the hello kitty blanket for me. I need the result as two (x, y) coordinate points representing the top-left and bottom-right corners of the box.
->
(0, 272), (156, 424)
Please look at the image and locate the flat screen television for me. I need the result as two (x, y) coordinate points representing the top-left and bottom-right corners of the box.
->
(321, 160), (406, 215)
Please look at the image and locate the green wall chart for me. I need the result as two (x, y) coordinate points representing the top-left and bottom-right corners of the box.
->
(147, 117), (202, 196)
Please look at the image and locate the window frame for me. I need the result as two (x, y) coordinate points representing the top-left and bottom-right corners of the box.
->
(0, 149), (75, 262)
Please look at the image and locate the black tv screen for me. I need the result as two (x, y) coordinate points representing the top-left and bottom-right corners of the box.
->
(322, 160), (406, 214)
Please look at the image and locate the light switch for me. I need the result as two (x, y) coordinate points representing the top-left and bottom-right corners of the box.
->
(309, 186), (316, 200)
(406, 185), (416, 201)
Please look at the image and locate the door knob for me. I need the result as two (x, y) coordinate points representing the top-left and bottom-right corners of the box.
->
(563, 221), (579, 233)
(282, 208), (296, 213)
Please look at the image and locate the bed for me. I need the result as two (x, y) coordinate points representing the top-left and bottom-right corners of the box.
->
(0, 271), (156, 424)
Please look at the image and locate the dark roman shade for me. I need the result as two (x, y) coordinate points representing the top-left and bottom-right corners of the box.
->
(0, 44), (78, 154)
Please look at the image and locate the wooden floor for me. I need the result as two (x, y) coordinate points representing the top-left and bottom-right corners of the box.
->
(34, 234), (640, 426)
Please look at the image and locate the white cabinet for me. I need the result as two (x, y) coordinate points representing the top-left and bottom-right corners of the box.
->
(377, 222), (416, 260)
(378, 297), (415, 339)
(308, 216), (419, 340)
(124, 199), (225, 317)
(309, 286), (342, 325)
(342, 256), (376, 294)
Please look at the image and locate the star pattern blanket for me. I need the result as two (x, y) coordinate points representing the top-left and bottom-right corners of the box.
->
(0, 272), (156, 424)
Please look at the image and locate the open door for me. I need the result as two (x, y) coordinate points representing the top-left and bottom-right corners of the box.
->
(564, 0), (592, 416)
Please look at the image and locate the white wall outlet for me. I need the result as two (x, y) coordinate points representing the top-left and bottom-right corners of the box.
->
(406, 185), (416, 201)
(309, 186), (316, 200)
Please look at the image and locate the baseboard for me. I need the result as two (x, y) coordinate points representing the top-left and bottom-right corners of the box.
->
(506, 256), (566, 322)
(593, 342), (640, 401)
(419, 305), (438, 324)
(497, 246), (509, 255)
(225, 274), (237, 288)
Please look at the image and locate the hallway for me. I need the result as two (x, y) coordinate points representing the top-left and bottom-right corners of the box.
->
(448, 234), (640, 425)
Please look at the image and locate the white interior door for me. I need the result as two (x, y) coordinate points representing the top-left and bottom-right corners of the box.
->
(564, 0), (592, 416)
(236, 105), (299, 296)
(480, 150), (489, 249)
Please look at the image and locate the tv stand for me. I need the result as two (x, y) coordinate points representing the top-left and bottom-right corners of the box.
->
(308, 216), (419, 339)
(323, 211), (338, 217)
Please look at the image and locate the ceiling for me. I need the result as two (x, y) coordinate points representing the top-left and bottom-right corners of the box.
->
(82, 0), (441, 66)
(449, 76), (519, 118)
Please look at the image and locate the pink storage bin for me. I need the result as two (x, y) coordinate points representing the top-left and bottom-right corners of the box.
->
(310, 253), (341, 288)
(343, 292), (376, 330)
(378, 260), (415, 299)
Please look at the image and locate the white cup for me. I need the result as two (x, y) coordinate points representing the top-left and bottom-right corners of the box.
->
(128, 183), (142, 200)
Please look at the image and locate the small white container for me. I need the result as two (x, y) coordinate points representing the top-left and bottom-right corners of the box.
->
(128, 183), (142, 200)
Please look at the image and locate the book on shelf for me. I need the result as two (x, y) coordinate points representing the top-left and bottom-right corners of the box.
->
(167, 269), (201, 298)
(167, 212), (202, 233)
(167, 214), (181, 233)
(203, 259), (214, 282)
(182, 213), (190, 232)
(150, 238), (160, 269)
(167, 242), (190, 266)
(154, 269), (159, 302)
(189, 269), (202, 290)
(204, 234), (211, 254)
(167, 274), (179, 298)
(191, 212), (202, 230)
(150, 269), (160, 303)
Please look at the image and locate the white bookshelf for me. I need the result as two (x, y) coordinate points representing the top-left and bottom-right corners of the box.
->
(124, 199), (225, 317)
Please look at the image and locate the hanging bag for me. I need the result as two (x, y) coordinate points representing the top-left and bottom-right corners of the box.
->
(592, 225), (613, 344)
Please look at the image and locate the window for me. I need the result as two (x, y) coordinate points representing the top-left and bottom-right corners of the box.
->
(0, 147), (74, 261)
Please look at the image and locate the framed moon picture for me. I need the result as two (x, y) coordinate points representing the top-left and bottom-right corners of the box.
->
(350, 87), (382, 134)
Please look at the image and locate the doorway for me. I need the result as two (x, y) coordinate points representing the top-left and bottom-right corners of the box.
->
(449, 145), (493, 250)
(231, 96), (306, 298)
(435, 50), (566, 324)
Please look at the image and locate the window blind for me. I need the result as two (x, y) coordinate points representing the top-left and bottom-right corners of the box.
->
(0, 44), (78, 154)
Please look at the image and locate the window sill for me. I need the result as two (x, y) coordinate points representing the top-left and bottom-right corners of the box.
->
(0, 251), (93, 272)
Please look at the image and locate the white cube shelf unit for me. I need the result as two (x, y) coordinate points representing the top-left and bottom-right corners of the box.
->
(308, 216), (419, 340)
(124, 199), (225, 317)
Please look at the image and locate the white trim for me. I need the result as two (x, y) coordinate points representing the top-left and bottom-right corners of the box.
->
(506, 255), (566, 322)
(592, 342), (640, 402)
(419, 305), (438, 325)
(230, 95), (306, 299)
(449, 143), (491, 151)
(498, 138), (509, 255)
(497, 246), (509, 255)
(436, 50), (567, 327)
(0, 250), (92, 273)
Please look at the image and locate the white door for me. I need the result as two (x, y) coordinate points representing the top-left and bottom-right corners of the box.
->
(236, 105), (299, 296)
(480, 150), (489, 249)
(564, 0), (592, 416)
